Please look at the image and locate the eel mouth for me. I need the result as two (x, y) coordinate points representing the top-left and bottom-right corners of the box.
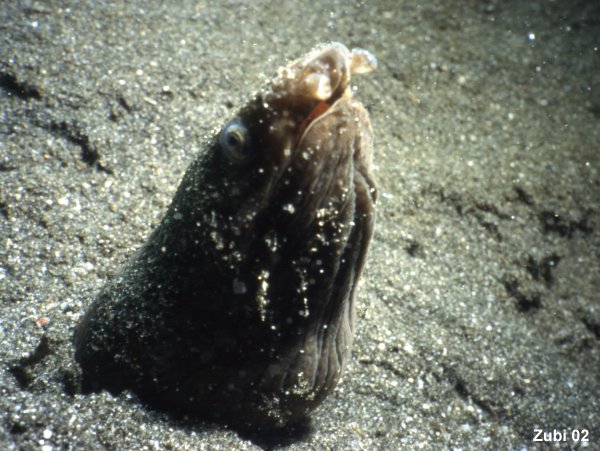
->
(282, 43), (378, 149)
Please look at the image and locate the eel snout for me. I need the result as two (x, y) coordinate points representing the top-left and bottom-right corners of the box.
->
(280, 43), (377, 102)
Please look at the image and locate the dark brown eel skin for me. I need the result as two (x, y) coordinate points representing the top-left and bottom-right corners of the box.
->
(74, 42), (378, 429)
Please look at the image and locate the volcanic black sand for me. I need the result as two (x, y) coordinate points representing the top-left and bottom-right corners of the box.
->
(1, 1), (599, 449)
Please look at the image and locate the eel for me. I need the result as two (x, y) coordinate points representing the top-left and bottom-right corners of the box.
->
(74, 42), (378, 428)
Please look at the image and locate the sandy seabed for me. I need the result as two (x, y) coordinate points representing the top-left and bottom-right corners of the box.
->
(1, 1), (599, 449)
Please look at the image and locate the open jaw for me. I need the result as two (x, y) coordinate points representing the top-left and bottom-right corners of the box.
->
(275, 42), (378, 155)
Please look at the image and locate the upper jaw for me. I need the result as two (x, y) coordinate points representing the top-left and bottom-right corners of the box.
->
(278, 42), (377, 104)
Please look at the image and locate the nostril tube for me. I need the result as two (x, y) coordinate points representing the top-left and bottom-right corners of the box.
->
(349, 48), (378, 75)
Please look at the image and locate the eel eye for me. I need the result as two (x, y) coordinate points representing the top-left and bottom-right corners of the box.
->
(219, 118), (252, 163)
